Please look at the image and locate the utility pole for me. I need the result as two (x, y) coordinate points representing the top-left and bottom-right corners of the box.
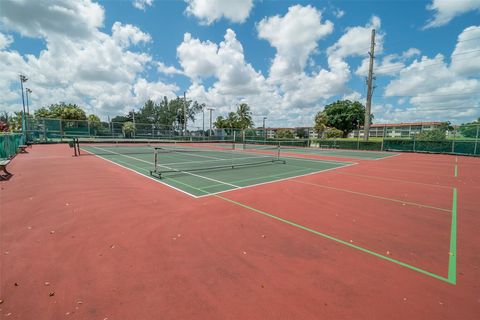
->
(364, 29), (376, 141)
(207, 108), (214, 136)
(183, 92), (187, 136)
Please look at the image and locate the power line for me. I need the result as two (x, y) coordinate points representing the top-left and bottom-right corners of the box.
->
(373, 50), (480, 73)
(375, 92), (480, 98)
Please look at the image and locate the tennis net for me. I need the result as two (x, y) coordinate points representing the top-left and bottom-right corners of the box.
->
(243, 139), (310, 150)
(150, 144), (285, 178)
(74, 138), (235, 156)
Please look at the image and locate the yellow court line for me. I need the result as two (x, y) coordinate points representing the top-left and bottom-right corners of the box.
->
(292, 180), (451, 213)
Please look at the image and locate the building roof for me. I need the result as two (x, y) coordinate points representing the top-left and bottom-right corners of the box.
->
(369, 122), (444, 128)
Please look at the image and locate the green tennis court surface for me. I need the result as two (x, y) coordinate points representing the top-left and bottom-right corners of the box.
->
(243, 140), (397, 160)
(80, 142), (354, 197)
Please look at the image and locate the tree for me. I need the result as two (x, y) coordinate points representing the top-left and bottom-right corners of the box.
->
(122, 121), (135, 138)
(276, 128), (294, 139)
(88, 114), (103, 136)
(236, 103), (254, 129)
(8, 112), (23, 131)
(324, 128), (343, 138)
(213, 103), (254, 129)
(317, 100), (369, 138)
(458, 118), (480, 138)
(416, 129), (446, 141)
(0, 111), (9, 132)
(314, 112), (328, 137)
(295, 127), (308, 139)
(34, 103), (87, 120)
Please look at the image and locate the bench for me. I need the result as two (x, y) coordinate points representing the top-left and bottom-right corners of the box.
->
(18, 145), (28, 153)
(0, 159), (12, 180)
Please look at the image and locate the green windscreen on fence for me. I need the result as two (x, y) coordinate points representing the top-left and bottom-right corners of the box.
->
(0, 133), (25, 159)
(383, 139), (479, 156)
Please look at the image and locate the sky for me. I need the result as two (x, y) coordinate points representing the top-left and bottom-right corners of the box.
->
(0, 0), (479, 128)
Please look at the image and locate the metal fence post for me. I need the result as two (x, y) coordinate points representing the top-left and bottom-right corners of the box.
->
(356, 130), (360, 150)
(380, 126), (386, 151)
(474, 124), (479, 156)
(451, 130), (456, 154)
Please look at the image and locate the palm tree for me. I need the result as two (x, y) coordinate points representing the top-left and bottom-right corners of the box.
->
(237, 103), (254, 129)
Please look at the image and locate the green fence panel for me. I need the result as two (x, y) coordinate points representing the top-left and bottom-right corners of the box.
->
(0, 133), (25, 159)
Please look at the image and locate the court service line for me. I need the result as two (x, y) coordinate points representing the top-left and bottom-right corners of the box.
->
(86, 151), (232, 197)
(282, 148), (399, 160)
(198, 162), (358, 198)
(82, 150), (202, 198)
(90, 146), (241, 189)
(334, 171), (453, 189)
(292, 180), (451, 213)
(215, 194), (452, 284)
(200, 167), (314, 190)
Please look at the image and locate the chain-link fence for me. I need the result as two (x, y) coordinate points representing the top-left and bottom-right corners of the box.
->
(0, 133), (25, 159)
(313, 123), (480, 156)
(9, 117), (480, 156)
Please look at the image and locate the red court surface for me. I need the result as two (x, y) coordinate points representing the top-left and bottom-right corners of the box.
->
(1, 144), (480, 319)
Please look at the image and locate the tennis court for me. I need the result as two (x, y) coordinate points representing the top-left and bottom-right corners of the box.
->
(2, 142), (479, 320)
(243, 139), (397, 160)
(78, 140), (355, 197)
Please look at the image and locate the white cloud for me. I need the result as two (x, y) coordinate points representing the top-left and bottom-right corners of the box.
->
(178, 29), (269, 116)
(177, 33), (220, 80)
(257, 5), (333, 79)
(355, 48), (421, 77)
(382, 27), (480, 123)
(0, 0), (178, 118)
(185, 0), (253, 25)
(157, 62), (184, 76)
(333, 8), (345, 18)
(424, 0), (480, 29)
(327, 16), (383, 60)
(451, 26), (480, 77)
(112, 22), (152, 47)
(0, 0), (104, 40)
(0, 32), (13, 50)
(132, 0), (153, 11)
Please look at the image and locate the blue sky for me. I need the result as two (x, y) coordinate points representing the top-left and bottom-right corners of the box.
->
(1, 0), (479, 128)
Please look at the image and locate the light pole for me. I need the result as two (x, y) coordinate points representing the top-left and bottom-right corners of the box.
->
(202, 108), (205, 137)
(183, 92), (187, 136)
(263, 117), (267, 140)
(19, 75), (28, 140)
(207, 108), (214, 137)
(26, 88), (32, 115)
(26, 88), (32, 141)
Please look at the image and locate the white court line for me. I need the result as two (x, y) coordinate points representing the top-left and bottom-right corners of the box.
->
(83, 146), (358, 198)
(81, 149), (201, 198)
(90, 146), (241, 189)
(197, 162), (358, 198)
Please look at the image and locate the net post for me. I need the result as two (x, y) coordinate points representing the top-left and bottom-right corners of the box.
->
(72, 138), (78, 156)
(153, 147), (159, 174)
(76, 138), (80, 156)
